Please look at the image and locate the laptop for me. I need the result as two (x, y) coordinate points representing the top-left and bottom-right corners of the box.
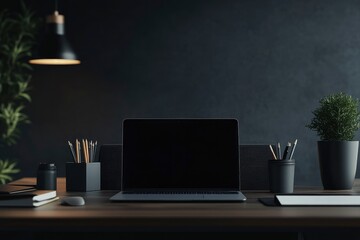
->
(110, 119), (246, 202)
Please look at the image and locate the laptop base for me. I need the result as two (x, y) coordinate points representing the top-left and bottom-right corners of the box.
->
(110, 192), (247, 202)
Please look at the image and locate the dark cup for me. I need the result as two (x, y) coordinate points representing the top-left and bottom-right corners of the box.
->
(268, 159), (295, 193)
(37, 163), (57, 190)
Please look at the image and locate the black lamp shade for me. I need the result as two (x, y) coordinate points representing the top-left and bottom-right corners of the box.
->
(29, 12), (80, 65)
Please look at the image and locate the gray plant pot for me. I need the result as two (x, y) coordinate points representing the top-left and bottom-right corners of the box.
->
(318, 141), (359, 190)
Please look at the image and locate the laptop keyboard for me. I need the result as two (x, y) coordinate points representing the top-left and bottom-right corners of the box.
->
(123, 191), (239, 194)
(110, 191), (247, 201)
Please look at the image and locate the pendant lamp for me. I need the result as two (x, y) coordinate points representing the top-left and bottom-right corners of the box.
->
(29, 1), (80, 65)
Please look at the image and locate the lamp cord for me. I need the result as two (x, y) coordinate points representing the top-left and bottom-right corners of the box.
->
(54, 0), (58, 12)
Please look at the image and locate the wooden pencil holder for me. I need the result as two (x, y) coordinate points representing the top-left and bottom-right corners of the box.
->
(66, 162), (101, 192)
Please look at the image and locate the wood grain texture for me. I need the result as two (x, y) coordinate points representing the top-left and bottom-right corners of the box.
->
(1, 178), (360, 232)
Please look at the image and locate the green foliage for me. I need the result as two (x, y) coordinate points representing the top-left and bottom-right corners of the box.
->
(0, 2), (39, 184)
(0, 104), (30, 145)
(307, 92), (360, 141)
(0, 2), (38, 146)
(0, 159), (20, 184)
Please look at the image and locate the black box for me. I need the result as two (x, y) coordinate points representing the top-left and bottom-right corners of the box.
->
(99, 144), (122, 190)
(66, 162), (101, 192)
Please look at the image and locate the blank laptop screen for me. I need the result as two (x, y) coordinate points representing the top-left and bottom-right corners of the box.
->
(122, 119), (240, 190)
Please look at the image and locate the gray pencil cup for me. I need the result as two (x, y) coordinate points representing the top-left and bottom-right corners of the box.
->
(268, 159), (295, 193)
(66, 162), (101, 192)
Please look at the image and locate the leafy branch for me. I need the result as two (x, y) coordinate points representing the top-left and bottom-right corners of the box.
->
(0, 1), (39, 146)
(0, 160), (20, 184)
(0, 1), (39, 184)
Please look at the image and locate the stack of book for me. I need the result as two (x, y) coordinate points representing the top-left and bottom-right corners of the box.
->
(0, 184), (58, 207)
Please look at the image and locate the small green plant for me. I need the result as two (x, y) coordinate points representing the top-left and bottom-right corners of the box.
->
(306, 92), (360, 141)
(0, 160), (20, 184)
(0, 2), (39, 183)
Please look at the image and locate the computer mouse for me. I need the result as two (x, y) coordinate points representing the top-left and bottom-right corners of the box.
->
(61, 196), (85, 206)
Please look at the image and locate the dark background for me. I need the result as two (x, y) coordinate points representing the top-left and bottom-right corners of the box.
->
(1, 0), (360, 186)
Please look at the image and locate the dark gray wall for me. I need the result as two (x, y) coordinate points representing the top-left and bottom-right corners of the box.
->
(2, 0), (360, 186)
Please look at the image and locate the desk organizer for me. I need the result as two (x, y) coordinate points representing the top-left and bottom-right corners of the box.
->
(268, 159), (295, 193)
(66, 162), (101, 192)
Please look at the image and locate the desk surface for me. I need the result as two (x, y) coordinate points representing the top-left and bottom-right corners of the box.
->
(1, 178), (360, 232)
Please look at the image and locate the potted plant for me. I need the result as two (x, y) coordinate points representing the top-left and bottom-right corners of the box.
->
(307, 92), (360, 190)
(0, 2), (39, 184)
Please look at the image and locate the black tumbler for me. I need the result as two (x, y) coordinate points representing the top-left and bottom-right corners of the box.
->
(37, 163), (57, 190)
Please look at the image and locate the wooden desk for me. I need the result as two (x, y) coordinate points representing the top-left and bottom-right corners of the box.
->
(2, 178), (360, 239)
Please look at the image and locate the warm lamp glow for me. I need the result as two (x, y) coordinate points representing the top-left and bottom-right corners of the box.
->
(29, 59), (81, 65)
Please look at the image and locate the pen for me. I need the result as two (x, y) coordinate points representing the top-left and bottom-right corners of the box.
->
(68, 141), (77, 163)
(94, 141), (97, 161)
(282, 142), (291, 160)
(89, 140), (92, 162)
(90, 141), (93, 162)
(289, 139), (298, 160)
(269, 145), (277, 160)
(277, 142), (281, 160)
(92, 142), (95, 162)
(78, 139), (82, 163)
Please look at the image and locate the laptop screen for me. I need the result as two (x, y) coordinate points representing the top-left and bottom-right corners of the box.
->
(122, 119), (240, 191)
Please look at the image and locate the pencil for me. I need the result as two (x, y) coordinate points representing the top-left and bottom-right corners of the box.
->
(82, 139), (87, 163)
(76, 139), (79, 163)
(269, 145), (277, 160)
(86, 139), (89, 163)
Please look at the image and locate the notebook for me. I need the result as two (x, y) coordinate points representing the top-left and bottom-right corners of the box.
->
(275, 194), (360, 206)
(0, 190), (58, 207)
(110, 119), (246, 202)
(0, 184), (36, 194)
